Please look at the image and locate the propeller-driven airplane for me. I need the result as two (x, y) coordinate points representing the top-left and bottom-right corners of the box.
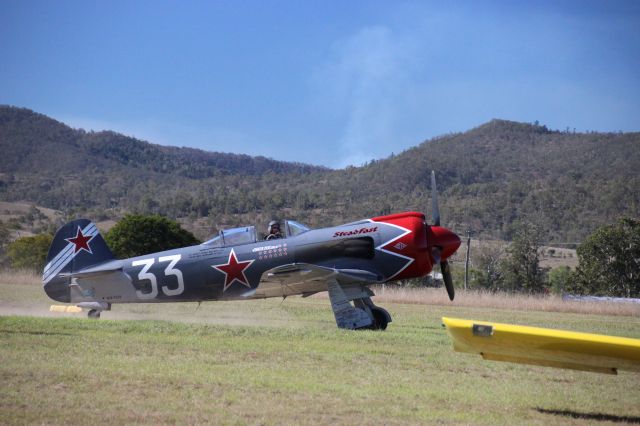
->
(43, 172), (461, 330)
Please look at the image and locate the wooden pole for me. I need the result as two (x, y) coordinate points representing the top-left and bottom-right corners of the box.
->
(464, 230), (472, 291)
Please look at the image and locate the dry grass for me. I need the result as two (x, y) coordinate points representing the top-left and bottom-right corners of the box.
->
(364, 286), (640, 317)
(1, 269), (40, 286)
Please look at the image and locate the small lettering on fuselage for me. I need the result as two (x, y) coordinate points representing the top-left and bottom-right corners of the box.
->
(252, 243), (286, 253)
(332, 226), (378, 237)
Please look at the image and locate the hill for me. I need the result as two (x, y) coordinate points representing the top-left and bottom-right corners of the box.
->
(338, 120), (640, 242)
(0, 105), (638, 242)
(0, 106), (328, 230)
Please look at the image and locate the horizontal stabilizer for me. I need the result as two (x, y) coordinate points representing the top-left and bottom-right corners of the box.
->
(59, 260), (124, 279)
(443, 317), (640, 375)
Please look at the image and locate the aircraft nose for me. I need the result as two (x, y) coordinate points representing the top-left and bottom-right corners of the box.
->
(429, 226), (461, 260)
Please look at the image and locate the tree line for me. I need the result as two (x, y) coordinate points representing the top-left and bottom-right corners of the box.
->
(462, 218), (639, 298)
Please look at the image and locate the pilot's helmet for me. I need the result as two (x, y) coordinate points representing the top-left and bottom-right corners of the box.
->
(268, 220), (280, 232)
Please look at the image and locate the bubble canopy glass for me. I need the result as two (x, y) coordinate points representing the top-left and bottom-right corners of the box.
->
(203, 220), (310, 248)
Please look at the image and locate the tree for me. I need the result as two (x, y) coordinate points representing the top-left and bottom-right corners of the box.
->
(105, 214), (200, 259)
(473, 241), (506, 289)
(7, 233), (53, 271)
(548, 266), (572, 295)
(0, 220), (10, 254)
(498, 221), (546, 293)
(570, 218), (640, 297)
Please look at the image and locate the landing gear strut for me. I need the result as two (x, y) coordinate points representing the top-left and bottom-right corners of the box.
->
(326, 279), (392, 330)
(78, 302), (110, 319)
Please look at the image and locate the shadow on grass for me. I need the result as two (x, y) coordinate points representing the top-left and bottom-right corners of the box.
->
(537, 408), (640, 424)
(0, 329), (74, 337)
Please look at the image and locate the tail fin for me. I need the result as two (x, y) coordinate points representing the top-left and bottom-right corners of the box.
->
(43, 219), (115, 302)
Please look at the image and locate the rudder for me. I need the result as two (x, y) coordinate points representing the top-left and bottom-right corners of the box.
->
(43, 219), (115, 302)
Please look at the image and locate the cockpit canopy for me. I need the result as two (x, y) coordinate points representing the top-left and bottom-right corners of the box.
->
(203, 220), (310, 248)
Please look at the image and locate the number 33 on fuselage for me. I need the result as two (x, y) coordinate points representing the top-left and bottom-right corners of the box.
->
(43, 212), (460, 330)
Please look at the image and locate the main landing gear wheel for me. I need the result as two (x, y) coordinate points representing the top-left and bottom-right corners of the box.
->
(87, 309), (101, 319)
(370, 307), (389, 330)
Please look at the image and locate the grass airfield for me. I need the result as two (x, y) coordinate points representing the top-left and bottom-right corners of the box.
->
(1, 272), (639, 425)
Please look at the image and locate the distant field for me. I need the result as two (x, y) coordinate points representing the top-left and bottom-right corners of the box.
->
(0, 201), (60, 221)
(1, 270), (639, 425)
(447, 238), (579, 270)
(0, 201), (62, 238)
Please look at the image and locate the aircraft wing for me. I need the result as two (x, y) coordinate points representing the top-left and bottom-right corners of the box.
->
(266, 263), (381, 284)
(253, 263), (382, 298)
(443, 317), (640, 374)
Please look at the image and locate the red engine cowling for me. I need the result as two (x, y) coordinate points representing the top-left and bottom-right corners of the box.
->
(371, 212), (432, 280)
(427, 225), (461, 262)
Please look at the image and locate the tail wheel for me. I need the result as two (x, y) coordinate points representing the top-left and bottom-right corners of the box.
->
(87, 309), (101, 319)
(371, 307), (389, 330)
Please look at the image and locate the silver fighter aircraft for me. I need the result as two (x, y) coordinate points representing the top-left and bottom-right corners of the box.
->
(43, 173), (460, 329)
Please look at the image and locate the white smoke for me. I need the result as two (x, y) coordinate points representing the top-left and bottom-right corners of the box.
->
(312, 26), (417, 168)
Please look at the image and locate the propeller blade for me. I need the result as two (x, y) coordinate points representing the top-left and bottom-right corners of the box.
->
(430, 171), (456, 301)
(441, 260), (455, 301)
(431, 170), (440, 226)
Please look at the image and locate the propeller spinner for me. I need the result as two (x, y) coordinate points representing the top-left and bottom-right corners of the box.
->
(429, 171), (461, 301)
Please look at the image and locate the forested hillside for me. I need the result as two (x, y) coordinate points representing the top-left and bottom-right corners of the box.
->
(345, 120), (640, 242)
(1, 105), (638, 242)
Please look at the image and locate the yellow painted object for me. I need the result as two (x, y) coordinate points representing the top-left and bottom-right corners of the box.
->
(50, 305), (83, 313)
(442, 317), (640, 375)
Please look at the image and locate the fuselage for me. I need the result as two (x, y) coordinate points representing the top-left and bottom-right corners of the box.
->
(44, 212), (461, 305)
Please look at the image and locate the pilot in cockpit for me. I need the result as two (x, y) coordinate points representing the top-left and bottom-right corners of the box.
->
(266, 220), (283, 240)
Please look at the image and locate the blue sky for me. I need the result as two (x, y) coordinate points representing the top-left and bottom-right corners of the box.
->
(1, 1), (639, 168)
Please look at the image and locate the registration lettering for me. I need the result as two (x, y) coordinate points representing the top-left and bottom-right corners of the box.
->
(333, 226), (378, 237)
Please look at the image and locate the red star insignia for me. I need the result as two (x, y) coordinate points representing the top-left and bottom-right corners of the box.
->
(65, 226), (95, 254)
(212, 249), (254, 292)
